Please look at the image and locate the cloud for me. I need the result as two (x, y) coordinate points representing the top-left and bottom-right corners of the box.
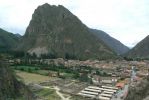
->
(67, 0), (149, 47)
(0, 0), (149, 47)
(0, 0), (74, 34)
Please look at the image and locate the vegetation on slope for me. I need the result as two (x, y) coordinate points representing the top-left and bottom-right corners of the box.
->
(127, 35), (149, 58)
(90, 29), (129, 55)
(0, 28), (20, 52)
(0, 59), (34, 99)
(125, 76), (149, 100)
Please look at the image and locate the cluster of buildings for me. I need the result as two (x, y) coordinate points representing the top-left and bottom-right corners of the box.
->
(78, 85), (118, 100)
(10, 58), (149, 87)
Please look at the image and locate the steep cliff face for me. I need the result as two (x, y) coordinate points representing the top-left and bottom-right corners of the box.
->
(0, 60), (34, 100)
(90, 29), (129, 55)
(127, 35), (149, 58)
(18, 3), (116, 60)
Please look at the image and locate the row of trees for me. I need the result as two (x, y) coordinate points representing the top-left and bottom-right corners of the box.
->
(6, 51), (149, 61)
(13, 64), (91, 82)
(2, 50), (79, 60)
(123, 56), (149, 61)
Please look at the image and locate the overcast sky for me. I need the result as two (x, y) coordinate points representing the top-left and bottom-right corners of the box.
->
(0, 0), (149, 48)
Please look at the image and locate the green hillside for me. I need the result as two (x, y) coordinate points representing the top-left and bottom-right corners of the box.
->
(0, 28), (20, 52)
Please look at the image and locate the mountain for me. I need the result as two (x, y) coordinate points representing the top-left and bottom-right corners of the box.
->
(0, 59), (34, 99)
(90, 29), (129, 55)
(14, 33), (22, 38)
(127, 35), (149, 58)
(0, 28), (20, 52)
(18, 3), (116, 60)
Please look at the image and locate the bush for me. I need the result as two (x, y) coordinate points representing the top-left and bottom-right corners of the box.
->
(35, 67), (40, 70)
(20, 67), (24, 71)
(27, 68), (33, 73)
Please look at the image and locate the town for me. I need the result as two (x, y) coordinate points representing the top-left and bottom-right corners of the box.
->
(9, 58), (149, 100)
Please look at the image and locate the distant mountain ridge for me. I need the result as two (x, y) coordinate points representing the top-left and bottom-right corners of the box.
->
(0, 28), (19, 52)
(90, 29), (129, 55)
(127, 35), (149, 58)
(14, 33), (22, 38)
(17, 3), (117, 60)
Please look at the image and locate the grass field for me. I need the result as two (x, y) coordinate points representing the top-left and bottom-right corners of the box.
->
(16, 70), (51, 84)
(15, 71), (85, 100)
(34, 88), (61, 100)
(15, 70), (63, 100)
(70, 95), (87, 100)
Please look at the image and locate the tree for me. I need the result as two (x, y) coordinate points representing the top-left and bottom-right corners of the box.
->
(32, 53), (37, 59)
(79, 73), (89, 82)
(73, 72), (80, 79)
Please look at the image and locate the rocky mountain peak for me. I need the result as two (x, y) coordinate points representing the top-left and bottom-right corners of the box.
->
(25, 3), (79, 37)
(18, 3), (116, 60)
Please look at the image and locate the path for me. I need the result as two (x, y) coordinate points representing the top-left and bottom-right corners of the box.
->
(35, 84), (71, 100)
(64, 81), (75, 87)
(54, 86), (71, 100)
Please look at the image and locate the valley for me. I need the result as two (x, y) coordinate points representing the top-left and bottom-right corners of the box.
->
(0, 2), (149, 100)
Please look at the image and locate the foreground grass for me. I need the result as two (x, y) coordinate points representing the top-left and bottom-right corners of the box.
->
(15, 71), (61, 99)
(16, 70), (50, 84)
(70, 95), (87, 100)
(34, 88), (61, 100)
(16, 71), (86, 100)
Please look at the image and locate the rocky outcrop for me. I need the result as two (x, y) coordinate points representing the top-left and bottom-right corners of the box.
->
(0, 60), (34, 100)
(18, 3), (116, 60)
(125, 77), (149, 100)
